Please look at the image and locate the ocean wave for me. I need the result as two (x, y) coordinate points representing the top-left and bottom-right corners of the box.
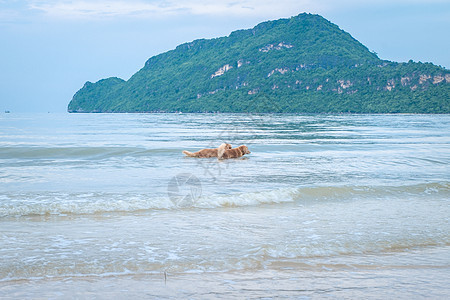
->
(0, 146), (178, 160)
(0, 182), (448, 218)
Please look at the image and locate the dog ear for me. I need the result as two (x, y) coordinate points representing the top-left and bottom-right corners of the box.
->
(239, 145), (245, 155)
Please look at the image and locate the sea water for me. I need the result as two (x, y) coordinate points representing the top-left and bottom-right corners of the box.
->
(0, 113), (449, 299)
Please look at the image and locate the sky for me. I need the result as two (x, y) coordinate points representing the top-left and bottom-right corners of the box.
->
(1, 0), (449, 112)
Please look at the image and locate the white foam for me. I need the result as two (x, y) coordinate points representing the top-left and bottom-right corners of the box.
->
(195, 188), (297, 208)
(0, 192), (173, 217)
(1, 182), (448, 217)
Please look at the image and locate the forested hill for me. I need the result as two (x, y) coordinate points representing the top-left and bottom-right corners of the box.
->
(68, 13), (450, 113)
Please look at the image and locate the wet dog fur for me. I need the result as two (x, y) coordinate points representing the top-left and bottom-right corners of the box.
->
(182, 143), (232, 158)
(218, 145), (251, 159)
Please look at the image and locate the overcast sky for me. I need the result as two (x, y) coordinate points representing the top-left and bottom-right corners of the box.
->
(1, 0), (449, 112)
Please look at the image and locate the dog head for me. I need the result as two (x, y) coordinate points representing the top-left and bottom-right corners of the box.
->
(217, 143), (232, 158)
(239, 145), (251, 154)
(219, 143), (232, 150)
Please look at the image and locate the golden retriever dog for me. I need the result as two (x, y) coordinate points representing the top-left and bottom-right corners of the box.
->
(218, 145), (251, 159)
(182, 143), (232, 158)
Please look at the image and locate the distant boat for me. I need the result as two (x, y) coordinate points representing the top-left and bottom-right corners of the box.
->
(4, 110), (10, 113)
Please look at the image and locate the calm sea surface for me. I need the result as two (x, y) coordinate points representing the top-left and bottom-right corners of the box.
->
(0, 113), (449, 298)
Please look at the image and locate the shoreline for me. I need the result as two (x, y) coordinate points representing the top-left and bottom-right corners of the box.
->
(2, 246), (449, 299)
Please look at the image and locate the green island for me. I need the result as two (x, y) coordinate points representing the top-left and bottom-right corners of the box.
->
(68, 13), (450, 113)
